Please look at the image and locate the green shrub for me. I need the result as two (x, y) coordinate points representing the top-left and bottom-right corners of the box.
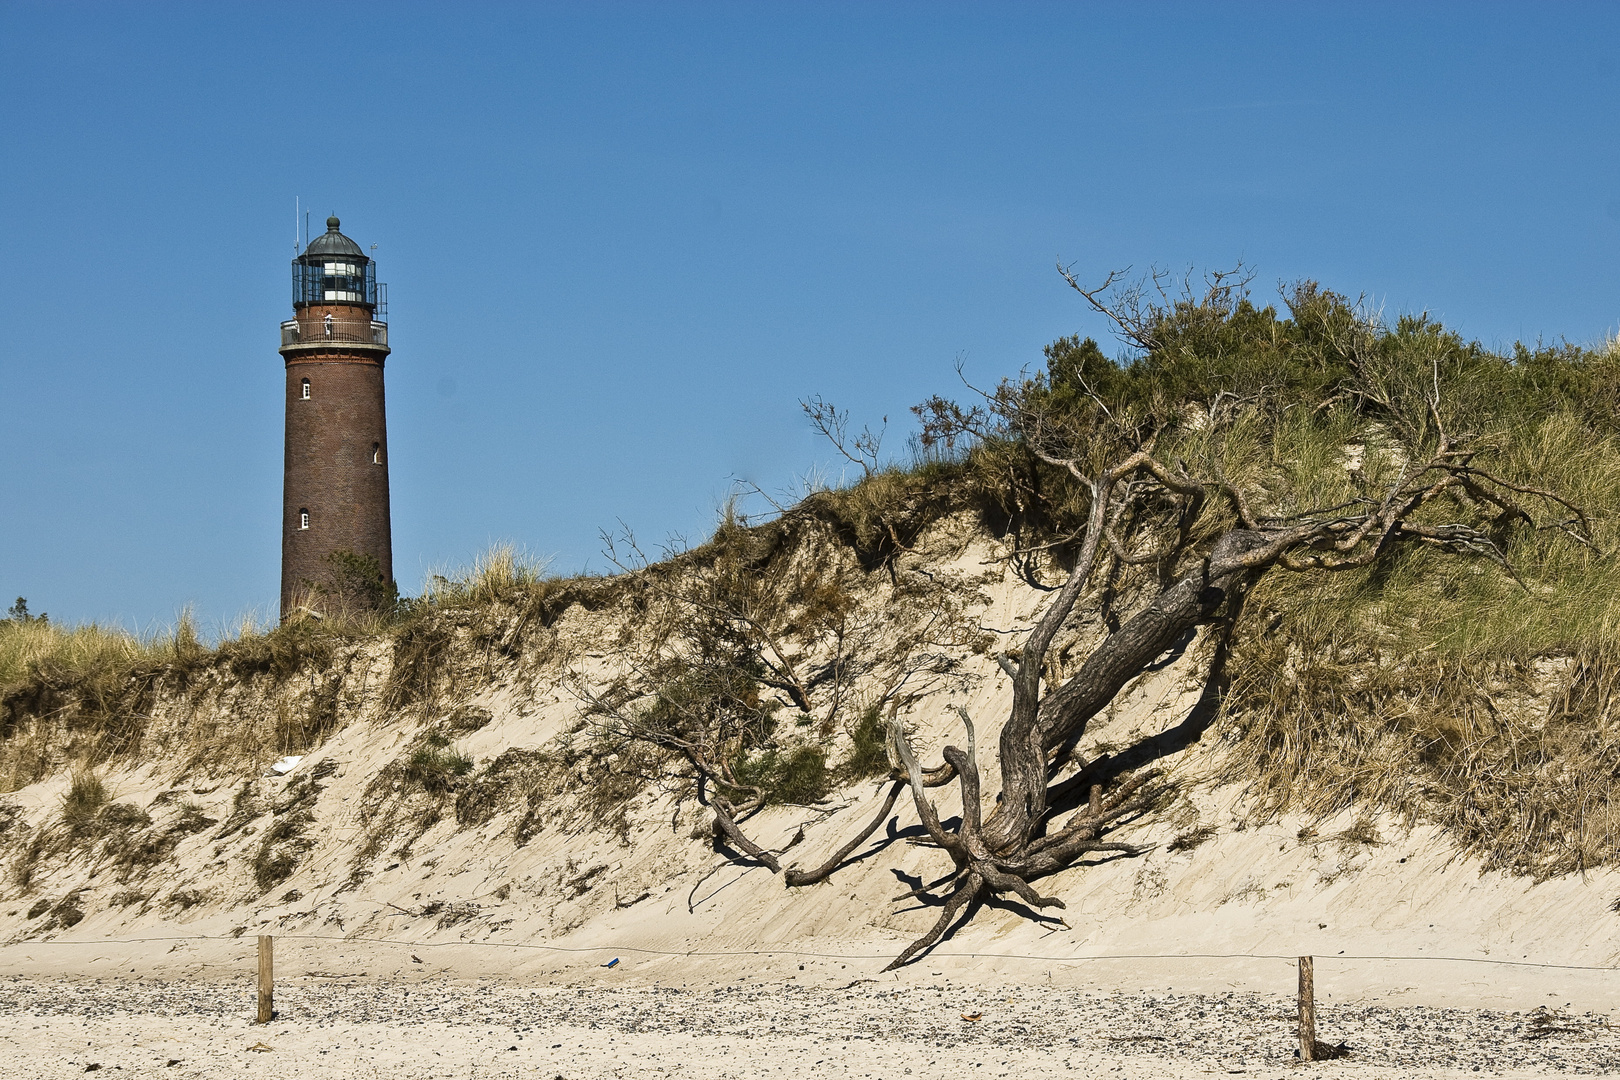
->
(733, 745), (832, 806)
(990, 278), (1620, 876)
(841, 704), (891, 781)
(317, 549), (399, 616)
(5, 598), (46, 625)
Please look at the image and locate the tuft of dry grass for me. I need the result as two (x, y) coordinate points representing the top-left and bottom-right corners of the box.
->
(422, 544), (551, 607)
(403, 738), (475, 794)
(59, 769), (108, 832)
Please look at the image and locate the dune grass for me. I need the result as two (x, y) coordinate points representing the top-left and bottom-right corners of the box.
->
(0, 617), (168, 694)
(421, 544), (553, 607)
(0, 547), (600, 788)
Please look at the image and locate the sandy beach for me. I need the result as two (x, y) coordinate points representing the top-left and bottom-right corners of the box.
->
(2, 974), (1617, 1079)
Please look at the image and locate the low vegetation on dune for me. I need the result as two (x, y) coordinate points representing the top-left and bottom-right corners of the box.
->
(5, 267), (1620, 962)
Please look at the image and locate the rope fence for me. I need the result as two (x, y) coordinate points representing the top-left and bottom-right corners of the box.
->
(6, 932), (1619, 972)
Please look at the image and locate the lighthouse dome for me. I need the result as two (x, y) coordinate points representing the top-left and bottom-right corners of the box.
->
(302, 216), (367, 260)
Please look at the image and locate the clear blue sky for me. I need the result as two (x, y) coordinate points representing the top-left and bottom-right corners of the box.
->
(4, 2), (1619, 633)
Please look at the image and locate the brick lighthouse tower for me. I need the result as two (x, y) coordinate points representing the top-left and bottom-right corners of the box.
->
(278, 216), (393, 619)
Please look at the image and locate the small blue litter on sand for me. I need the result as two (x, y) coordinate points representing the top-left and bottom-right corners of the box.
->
(603, 958), (620, 968)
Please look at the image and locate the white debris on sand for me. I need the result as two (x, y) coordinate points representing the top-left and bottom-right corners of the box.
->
(0, 978), (1614, 1078)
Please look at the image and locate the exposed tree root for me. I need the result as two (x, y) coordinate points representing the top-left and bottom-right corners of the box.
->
(884, 870), (983, 972)
(783, 780), (905, 886)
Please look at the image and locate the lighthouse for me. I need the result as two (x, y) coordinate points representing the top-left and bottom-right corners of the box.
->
(278, 216), (393, 619)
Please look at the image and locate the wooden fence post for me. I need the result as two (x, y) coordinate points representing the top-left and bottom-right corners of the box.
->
(1297, 955), (1315, 1061)
(257, 935), (274, 1024)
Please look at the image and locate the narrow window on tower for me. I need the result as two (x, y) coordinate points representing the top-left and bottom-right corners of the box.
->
(299, 509), (310, 530)
(301, 378), (311, 400)
(373, 442), (382, 465)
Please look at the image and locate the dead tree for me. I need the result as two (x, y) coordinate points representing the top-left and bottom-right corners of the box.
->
(602, 270), (1593, 968)
(839, 274), (1593, 967)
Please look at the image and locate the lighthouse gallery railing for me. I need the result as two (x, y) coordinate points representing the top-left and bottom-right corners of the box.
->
(280, 319), (388, 348)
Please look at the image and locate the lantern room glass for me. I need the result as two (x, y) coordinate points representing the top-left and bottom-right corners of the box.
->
(292, 258), (377, 307)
